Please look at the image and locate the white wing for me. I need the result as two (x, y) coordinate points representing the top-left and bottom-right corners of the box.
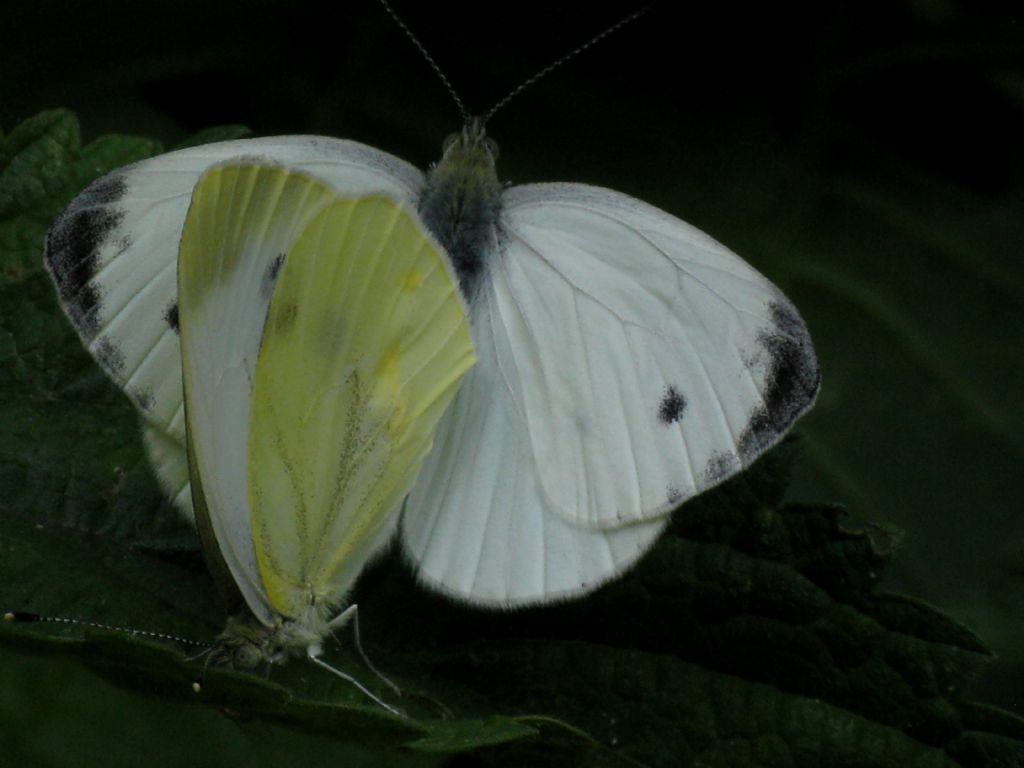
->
(402, 182), (818, 603)
(44, 137), (423, 516)
(402, 281), (668, 607)
(142, 424), (191, 511)
(496, 184), (819, 528)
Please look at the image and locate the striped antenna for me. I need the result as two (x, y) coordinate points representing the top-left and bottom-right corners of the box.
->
(377, 0), (470, 122)
(482, 3), (657, 124)
(4, 611), (207, 649)
(5, 610), (398, 709)
(377, 0), (657, 125)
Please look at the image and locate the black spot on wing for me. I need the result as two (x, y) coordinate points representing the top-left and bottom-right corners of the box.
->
(164, 302), (179, 334)
(658, 386), (686, 424)
(666, 486), (683, 506)
(44, 174), (128, 338)
(260, 253), (286, 300)
(738, 301), (820, 462)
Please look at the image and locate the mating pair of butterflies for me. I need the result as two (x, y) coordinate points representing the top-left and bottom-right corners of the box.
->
(44, 120), (819, 664)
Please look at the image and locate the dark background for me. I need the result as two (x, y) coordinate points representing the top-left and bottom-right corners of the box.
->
(7, 0), (1020, 193)
(1, 0), (1021, 762)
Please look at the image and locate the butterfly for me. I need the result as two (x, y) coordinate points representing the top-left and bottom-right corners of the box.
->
(175, 162), (474, 679)
(45, 116), (819, 613)
(39, 0), (819, 679)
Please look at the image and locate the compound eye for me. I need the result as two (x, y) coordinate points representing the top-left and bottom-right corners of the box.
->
(233, 643), (262, 669)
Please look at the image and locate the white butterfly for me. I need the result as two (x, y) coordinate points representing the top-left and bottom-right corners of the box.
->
(45, 117), (819, 611)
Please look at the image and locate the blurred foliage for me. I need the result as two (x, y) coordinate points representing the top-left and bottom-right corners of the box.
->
(0, 0), (1022, 764)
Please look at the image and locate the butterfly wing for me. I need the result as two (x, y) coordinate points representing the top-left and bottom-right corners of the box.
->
(501, 184), (820, 527)
(402, 182), (818, 605)
(142, 423), (192, 512)
(178, 163), (341, 623)
(45, 137), (423, 516)
(247, 194), (474, 620)
(402, 279), (668, 606)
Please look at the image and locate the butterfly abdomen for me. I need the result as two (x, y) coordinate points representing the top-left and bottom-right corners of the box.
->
(419, 122), (502, 298)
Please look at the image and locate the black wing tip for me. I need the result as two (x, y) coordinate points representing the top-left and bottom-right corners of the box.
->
(738, 300), (821, 463)
(44, 173), (129, 338)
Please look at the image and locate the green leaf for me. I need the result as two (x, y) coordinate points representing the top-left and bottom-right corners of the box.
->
(1, 110), (1022, 767)
(765, 154), (1024, 697)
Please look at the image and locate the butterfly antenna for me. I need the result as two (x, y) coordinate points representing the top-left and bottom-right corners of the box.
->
(4, 611), (207, 648)
(377, 0), (470, 122)
(482, 2), (658, 125)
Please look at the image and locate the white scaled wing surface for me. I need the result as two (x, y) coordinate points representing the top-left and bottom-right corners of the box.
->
(44, 137), (423, 518)
(403, 282), (669, 606)
(402, 182), (819, 606)
(494, 185), (820, 527)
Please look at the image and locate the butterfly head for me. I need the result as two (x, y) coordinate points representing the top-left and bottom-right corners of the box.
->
(208, 613), (310, 667)
(208, 614), (277, 668)
(438, 117), (500, 178)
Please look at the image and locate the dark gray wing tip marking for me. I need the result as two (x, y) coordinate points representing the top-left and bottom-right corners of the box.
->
(133, 388), (154, 413)
(666, 485), (683, 506)
(94, 336), (125, 375)
(703, 451), (741, 485)
(44, 174), (129, 338)
(738, 300), (820, 462)
(658, 385), (686, 424)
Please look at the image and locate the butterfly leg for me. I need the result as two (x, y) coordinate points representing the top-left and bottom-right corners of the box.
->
(326, 603), (358, 632)
(306, 653), (403, 717)
(328, 604), (401, 697)
(184, 645), (212, 664)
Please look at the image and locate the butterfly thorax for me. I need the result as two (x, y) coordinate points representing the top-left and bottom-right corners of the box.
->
(419, 118), (502, 297)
